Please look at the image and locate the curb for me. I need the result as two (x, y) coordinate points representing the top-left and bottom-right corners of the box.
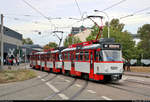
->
(123, 73), (150, 78)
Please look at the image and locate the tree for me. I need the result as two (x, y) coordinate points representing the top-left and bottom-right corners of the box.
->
(106, 18), (125, 32)
(86, 18), (136, 60)
(22, 38), (33, 45)
(137, 24), (150, 59)
(43, 42), (58, 50)
(63, 35), (82, 47)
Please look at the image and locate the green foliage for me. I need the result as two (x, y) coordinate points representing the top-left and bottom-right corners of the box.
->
(43, 42), (58, 50)
(86, 18), (136, 60)
(109, 18), (125, 32)
(64, 35), (82, 47)
(137, 24), (150, 59)
(22, 38), (33, 45)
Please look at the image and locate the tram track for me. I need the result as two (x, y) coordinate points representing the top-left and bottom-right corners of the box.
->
(69, 81), (88, 100)
(44, 78), (77, 100)
(124, 79), (150, 86)
(0, 73), (57, 97)
(106, 82), (150, 98)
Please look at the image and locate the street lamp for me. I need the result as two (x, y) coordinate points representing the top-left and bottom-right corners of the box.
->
(94, 10), (110, 38)
(119, 14), (133, 19)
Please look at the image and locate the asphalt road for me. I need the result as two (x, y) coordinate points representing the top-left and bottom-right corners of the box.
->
(0, 65), (150, 100)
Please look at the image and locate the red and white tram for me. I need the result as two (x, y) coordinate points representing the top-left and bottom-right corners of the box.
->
(61, 38), (123, 81)
(30, 38), (123, 82)
(29, 16), (123, 82)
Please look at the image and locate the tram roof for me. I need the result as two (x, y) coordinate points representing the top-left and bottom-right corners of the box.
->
(62, 44), (101, 52)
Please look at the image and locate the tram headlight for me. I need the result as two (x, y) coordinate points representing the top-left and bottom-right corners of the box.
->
(120, 68), (123, 72)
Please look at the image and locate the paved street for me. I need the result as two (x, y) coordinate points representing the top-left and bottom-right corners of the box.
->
(0, 64), (150, 100)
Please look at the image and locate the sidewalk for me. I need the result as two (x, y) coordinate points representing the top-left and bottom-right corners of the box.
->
(123, 71), (150, 78)
(2, 63), (30, 70)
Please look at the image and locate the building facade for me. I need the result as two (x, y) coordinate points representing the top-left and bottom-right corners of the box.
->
(70, 26), (92, 42)
(0, 26), (22, 60)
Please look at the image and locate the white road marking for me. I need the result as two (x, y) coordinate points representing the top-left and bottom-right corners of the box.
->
(41, 79), (46, 81)
(46, 82), (59, 93)
(59, 77), (64, 80)
(46, 82), (69, 99)
(58, 93), (69, 100)
(75, 84), (81, 87)
(87, 90), (96, 94)
(119, 76), (128, 82)
(38, 76), (41, 78)
(65, 80), (71, 83)
(101, 96), (112, 100)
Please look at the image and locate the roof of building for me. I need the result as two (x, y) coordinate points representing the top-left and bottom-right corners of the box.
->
(3, 26), (22, 40)
(22, 44), (43, 49)
(70, 26), (86, 35)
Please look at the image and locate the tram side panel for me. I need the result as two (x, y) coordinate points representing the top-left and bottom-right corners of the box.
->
(74, 62), (90, 74)
(94, 62), (123, 74)
(47, 61), (53, 69)
(64, 62), (71, 71)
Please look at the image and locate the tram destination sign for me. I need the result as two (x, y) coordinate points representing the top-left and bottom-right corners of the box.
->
(103, 44), (121, 49)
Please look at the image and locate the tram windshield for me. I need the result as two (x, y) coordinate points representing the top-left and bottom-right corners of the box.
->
(102, 50), (122, 61)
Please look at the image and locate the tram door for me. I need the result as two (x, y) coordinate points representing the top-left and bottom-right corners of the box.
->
(71, 52), (74, 68)
(89, 50), (95, 78)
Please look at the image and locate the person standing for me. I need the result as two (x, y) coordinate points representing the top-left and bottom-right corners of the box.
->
(122, 57), (126, 71)
(126, 59), (131, 71)
(13, 58), (16, 66)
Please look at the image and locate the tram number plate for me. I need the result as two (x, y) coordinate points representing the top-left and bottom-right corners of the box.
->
(111, 66), (118, 70)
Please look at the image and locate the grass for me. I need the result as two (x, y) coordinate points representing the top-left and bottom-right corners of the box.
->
(0, 69), (37, 84)
(130, 66), (150, 73)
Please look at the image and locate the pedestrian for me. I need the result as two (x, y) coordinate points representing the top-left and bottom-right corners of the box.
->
(13, 58), (16, 66)
(7, 58), (11, 65)
(16, 57), (20, 65)
(126, 59), (131, 71)
(122, 57), (126, 71)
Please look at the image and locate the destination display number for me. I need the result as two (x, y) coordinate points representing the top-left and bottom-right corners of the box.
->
(103, 44), (121, 49)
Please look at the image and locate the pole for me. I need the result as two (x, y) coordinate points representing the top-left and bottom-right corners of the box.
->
(25, 48), (27, 69)
(94, 10), (110, 38)
(0, 14), (4, 69)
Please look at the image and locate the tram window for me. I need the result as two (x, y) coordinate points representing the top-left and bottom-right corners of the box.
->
(85, 51), (89, 61)
(67, 53), (69, 60)
(64, 53), (67, 61)
(46, 55), (49, 60)
(62, 54), (64, 60)
(80, 51), (83, 61)
(95, 51), (103, 61)
(57, 54), (59, 61)
(41, 55), (42, 60)
(49, 55), (51, 61)
(55, 54), (57, 61)
(53, 54), (55, 60)
(75, 53), (79, 61)
(71, 54), (74, 60)
(59, 54), (62, 61)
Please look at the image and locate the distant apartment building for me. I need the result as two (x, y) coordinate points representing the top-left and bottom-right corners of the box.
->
(70, 26), (92, 42)
(0, 26), (22, 60)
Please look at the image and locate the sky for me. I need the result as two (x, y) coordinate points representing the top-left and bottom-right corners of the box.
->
(0, 0), (150, 46)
